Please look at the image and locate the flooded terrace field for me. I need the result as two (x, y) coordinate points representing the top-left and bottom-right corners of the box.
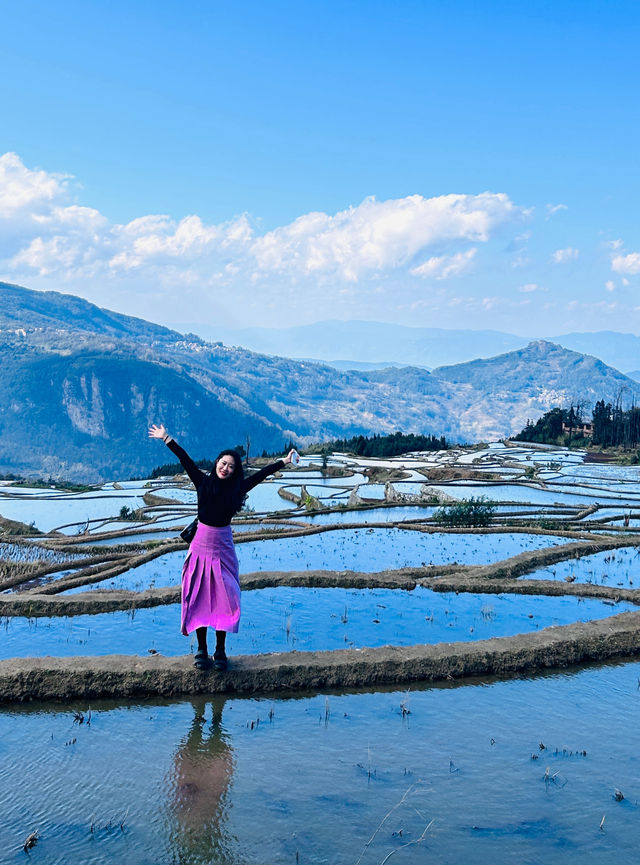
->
(3, 663), (640, 864)
(2, 443), (640, 863)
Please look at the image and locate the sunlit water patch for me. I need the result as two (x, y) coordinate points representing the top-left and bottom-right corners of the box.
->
(235, 530), (578, 574)
(3, 662), (640, 864)
(561, 463), (640, 484)
(60, 550), (185, 594)
(389, 481), (430, 495)
(243, 482), (298, 512)
(525, 546), (640, 588)
(0, 587), (633, 659)
(429, 482), (640, 507)
(0, 491), (148, 533)
(354, 483), (387, 500)
(149, 486), (196, 503)
(282, 471), (368, 487)
(298, 506), (438, 524)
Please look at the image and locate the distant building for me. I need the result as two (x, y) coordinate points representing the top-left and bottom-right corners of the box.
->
(561, 422), (592, 437)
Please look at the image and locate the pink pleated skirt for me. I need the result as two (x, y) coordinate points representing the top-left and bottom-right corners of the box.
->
(180, 523), (240, 636)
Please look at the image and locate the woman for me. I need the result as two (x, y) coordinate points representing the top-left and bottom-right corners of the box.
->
(149, 423), (296, 670)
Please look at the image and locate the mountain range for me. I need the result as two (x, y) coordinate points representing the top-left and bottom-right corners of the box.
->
(182, 320), (640, 375)
(2, 281), (640, 482)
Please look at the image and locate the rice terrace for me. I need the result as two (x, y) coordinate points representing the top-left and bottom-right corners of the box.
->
(4, 3), (640, 861)
(3, 440), (640, 863)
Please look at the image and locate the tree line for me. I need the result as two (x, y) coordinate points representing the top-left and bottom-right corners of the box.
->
(318, 431), (449, 458)
(514, 400), (640, 449)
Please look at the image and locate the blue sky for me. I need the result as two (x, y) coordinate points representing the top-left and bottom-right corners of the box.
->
(1, 0), (639, 334)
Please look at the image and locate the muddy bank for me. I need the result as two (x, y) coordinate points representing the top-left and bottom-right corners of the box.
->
(3, 610), (640, 703)
(422, 575), (640, 604)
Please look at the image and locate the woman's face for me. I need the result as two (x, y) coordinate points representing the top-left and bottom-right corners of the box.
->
(215, 454), (236, 481)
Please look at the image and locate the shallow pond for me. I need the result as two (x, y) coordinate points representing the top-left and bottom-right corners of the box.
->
(0, 586), (633, 659)
(149, 486), (196, 503)
(0, 491), (148, 533)
(235, 529), (577, 575)
(354, 483), (387, 500)
(242, 481), (299, 513)
(298, 506), (438, 524)
(2, 661), (640, 864)
(561, 463), (640, 484)
(429, 481), (640, 507)
(525, 546), (640, 588)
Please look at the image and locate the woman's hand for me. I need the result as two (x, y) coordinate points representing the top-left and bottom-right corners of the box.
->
(282, 449), (298, 465)
(148, 423), (168, 440)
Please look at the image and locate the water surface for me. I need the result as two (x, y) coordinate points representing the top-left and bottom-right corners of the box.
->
(0, 587), (633, 659)
(2, 662), (640, 864)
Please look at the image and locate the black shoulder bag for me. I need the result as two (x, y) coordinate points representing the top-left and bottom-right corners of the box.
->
(180, 518), (198, 544)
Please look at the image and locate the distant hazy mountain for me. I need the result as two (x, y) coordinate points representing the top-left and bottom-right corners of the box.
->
(181, 319), (640, 375)
(181, 320), (528, 368)
(548, 331), (640, 376)
(307, 359), (430, 372)
(626, 370), (640, 383)
(2, 283), (640, 481)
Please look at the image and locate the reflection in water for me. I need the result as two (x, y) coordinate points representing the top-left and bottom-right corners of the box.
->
(166, 698), (236, 865)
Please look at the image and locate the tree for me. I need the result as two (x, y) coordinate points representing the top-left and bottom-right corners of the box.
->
(592, 400), (613, 446)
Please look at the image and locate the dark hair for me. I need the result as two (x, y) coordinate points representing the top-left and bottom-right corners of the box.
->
(211, 449), (246, 513)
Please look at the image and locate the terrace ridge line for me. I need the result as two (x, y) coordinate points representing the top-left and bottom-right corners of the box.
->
(2, 610), (640, 703)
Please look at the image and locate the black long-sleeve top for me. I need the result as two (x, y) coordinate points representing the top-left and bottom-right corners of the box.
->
(167, 439), (284, 527)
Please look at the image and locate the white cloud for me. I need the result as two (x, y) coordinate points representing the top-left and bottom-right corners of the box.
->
(109, 214), (253, 270)
(0, 154), (522, 293)
(410, 248), (477, 279)
(605, 280), (615, 292)
(552, 247), (579, 263)
(12, 236), (99, 276)
(250, 193), (518, 282)
(1, 152), (539, 328)
(546, 203), (568, 218)
(612, 252), (640, 276)
(518, 283), (547, 293)
(0, 152), (70, 220)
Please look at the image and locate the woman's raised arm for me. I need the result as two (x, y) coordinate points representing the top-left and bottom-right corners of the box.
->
(149, 423), (171, 443)
(148, 424), (204, 488)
